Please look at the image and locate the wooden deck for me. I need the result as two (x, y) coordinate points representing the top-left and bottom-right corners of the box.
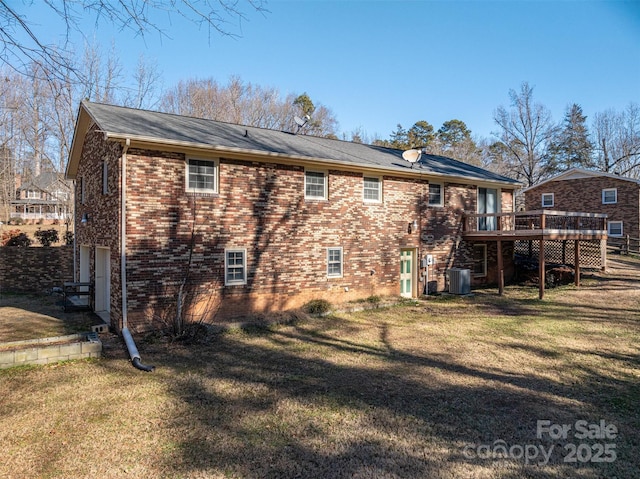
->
(462, 210), (608, 241)
(462, 210), (608, 299)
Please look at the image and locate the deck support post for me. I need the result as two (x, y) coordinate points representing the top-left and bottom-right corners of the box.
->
(574, 240), (580, 287)
(497, 239), (504, 295)
(539, 238), (545, 300)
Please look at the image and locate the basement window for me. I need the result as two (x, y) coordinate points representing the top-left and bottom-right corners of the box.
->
(225, 249), (247, 285)
(608, 221), (623, 237)
(327, 247), (343, 278)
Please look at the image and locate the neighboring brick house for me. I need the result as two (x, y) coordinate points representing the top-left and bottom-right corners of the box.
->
(65, 101), (520, 331)
(522, 168), (640, 240)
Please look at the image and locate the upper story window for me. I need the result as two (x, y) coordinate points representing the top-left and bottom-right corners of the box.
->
(363, 176), (381, 203)
(225, 249), (247, 285)
(428, 183), (443, 207)
(541, 193), (554, 208)
(608, 221), (623, 237)
(305, 170), (327, 200)
(327, 247), (343, 277)
(187, 158), (218, 194)
(27, 189), (41, 199)
(602, 188), (617, 204)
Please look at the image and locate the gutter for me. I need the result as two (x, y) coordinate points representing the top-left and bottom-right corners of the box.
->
(120, 137), (154, 372)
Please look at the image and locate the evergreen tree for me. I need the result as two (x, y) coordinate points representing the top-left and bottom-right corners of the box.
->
(551, 104), (594, 171)
(407, 120), (435, 148)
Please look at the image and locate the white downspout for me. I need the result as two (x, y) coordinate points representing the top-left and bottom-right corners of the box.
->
(121, 138), (129, 330)
(120, 138), (154, 372)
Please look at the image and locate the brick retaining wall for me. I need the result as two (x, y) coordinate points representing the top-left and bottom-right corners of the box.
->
(0, 245), (74, 292)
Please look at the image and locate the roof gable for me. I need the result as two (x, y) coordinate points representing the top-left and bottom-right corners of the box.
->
(67, 100), (521, 187)
(522, 168), (640, 192)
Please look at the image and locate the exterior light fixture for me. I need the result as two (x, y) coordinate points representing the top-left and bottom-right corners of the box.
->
(408, 219), (418, 233)
(81, 213), (89, 224)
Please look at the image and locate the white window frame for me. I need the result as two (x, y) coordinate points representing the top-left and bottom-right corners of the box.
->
(305, 170), (327, 200)
(186, 158), (219, 194)
(27, 189), (40, 199)
(541, 193), (554, 208)
(327, 247), (343, 278)
(224, 248), (247, 286)
(363, 176), (382, 203)
(472, 244), (487, 277)
(602, 188), (617, 204)
(608, 221), (623, 237)
(428, 183), (444, 207)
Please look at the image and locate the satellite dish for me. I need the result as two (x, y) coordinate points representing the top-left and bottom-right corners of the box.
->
(402, 149), (422, 164)
(294, 114), (311, 133)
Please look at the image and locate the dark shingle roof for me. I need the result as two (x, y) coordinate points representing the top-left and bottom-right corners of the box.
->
(81, 101), (520, 186)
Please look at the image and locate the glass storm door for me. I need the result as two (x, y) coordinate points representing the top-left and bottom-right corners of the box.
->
(400, 249), (414, 298)
(478, 187), (498, 231)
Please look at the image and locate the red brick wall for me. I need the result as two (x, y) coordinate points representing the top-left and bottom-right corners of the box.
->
(0, 246), (73, 292)
(524, 176), (640, 238)
(75, 130), (516, 330)
(73, 125), (123, 323)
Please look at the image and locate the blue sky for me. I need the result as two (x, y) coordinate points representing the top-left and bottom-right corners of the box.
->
(25, 0), (640, 141)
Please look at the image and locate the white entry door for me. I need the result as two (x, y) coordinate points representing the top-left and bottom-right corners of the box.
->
(400, 249), (414, 298)
(95, 247), (111, 321)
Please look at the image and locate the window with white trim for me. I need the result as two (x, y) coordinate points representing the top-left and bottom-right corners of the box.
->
(363, 176), (381, 202)
(305, 170), (327, 199)
(327, 247), (343, 278)
(608, 221), (623, 237)
(541, 193), (554, 208)
(472, 244), (487, 277)
(428, 183), (443, 207)
(602, 188), (617, 204)
(27, 190), (41, 199)
(187, 158), (218, 194)
(225, 249), (247, 285)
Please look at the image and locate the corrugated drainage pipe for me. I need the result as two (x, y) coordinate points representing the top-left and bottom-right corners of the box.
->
(122, 327), (155, 372)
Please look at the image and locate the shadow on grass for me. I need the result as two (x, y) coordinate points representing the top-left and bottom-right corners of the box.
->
(141, 318), (638, 479)
(0, 292), (103, 342)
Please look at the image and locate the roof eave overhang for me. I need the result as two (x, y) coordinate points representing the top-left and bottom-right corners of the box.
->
(102, 132), (520, 188)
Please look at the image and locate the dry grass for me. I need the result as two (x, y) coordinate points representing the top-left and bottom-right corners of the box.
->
(0, 257), (638, 478)
(0, 292), (102, 343)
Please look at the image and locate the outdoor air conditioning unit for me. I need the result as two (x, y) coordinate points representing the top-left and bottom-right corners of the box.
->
(448, 268), (471, 295)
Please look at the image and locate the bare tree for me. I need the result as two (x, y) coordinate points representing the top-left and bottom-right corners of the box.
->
(159, 76), (339, 137)
(0, 1), (268, 83)
(593, 103), (640, 178)
(493, 82), (558, 187)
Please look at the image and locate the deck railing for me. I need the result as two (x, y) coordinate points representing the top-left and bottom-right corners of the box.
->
(463, 210), (608, 236)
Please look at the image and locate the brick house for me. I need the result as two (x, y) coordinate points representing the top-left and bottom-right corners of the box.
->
(10, 171), (72, 224)
(66, 101), (520, 331)
(522, 168), (640, 240)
